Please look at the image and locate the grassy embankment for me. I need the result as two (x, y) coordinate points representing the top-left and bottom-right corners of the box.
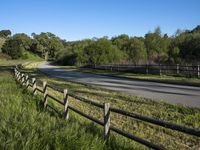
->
(0, 64), (116, 150)
(17, 61), (200, 150)
(0, 52), (42, 67)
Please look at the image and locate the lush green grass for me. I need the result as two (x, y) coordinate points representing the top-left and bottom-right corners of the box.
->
(0, 71), (116, 150)
(18, 62), (200, 150)
(0, 59), (26, 66)
(0, 53), (42, 67)
(21, 51), (42, 60)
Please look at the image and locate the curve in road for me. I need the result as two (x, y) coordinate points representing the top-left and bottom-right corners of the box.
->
(38, 62), (200, 108)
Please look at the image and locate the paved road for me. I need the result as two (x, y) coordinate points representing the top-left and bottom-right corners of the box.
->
(38, 62), (200, 108)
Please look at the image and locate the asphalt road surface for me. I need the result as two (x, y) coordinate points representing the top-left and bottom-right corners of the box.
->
(38, 62), (200, 108)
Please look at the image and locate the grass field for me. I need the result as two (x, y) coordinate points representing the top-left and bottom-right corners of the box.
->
(15, 61), (200, 150)
(0, 71), (115, 150)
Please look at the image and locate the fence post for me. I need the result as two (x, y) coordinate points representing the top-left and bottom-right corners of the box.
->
(18, 72), (21, 81)
(25, 75), (28, 86)
(198, 64), (200, 78)
(14, 69), (17, 77)
(17, 72), (20, 81)
(14, 68), (17, 77)
(21, 73), (24, 84)
(43, 81), (48, 109)
(32, 78), (37, 96)
(104, 103), (110, 141)
(176, 64), (179, 74)
(18, 73), (22, 82)
(159, 64), (162, 76)
(146, 64), (149, 74)
(63, 89), (69, 120)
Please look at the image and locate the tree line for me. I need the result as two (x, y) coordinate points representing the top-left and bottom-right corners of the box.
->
(0, 26), (200, 65)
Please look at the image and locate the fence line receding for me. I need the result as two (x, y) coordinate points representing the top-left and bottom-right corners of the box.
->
(14, 65), (200, 150)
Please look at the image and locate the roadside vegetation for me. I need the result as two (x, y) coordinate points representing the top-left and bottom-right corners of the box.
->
(0, 25), (200, 66)
(0, 70), (116, 150)
(78, 67), (200, 86)
(16, 62), (200, 150)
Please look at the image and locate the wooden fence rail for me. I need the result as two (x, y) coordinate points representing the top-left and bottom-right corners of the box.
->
(14, 66), (200, 150)
(86, 64), (200, 77)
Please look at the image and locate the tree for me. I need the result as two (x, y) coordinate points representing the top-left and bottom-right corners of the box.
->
(0, 30), (11, 38)
(111, 34), (129, 51)
(1, 33), (32, 59)
(145, 32), (161, 63)
(32, 32), (64, 60)
(179, 33), (200, 63)
(0, 38), (6, 52)
(2, 38), (24, 59)
(168, 46), (180, 63)
(12, 33), (32, 50)
(145, 27), (170, 63)
(154, 26), (161, 36)
(83, 38), (125, 65)
(55, 39), (93, 65)
(127, 37), (147, 64)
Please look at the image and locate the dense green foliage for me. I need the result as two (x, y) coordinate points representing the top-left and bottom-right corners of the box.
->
(56, 26), (200, 65)
(1, 31), (63, 60)
(1, 25), (200, 64)
(1, 33), (40, 60)
(0, 38), (6, 52)
(0, 30), (11, 38)
(83, 38), (125, 65)
(31, 32), (64, 59)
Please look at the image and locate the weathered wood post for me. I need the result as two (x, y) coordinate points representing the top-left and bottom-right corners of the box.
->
(176, 64), (179, 74)
(63, 89), (69, 120)
(43, 81), (48, 109)
(146, 64), (149, 74)
(14, 68), (17, 77)
(198, 64), (200, 78)
(18, 72), (21, 80)
(15, 69), (18, 77)
(159, 64), (162, 76)
(32, 78), (37, 96)
(21, 73), (24, 84)
(104, 103), (110, 141)
(17, 72), (20, 80)
(25, 75), (29, 86)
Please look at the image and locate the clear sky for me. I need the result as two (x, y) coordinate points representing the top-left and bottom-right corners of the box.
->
(0, 0), (200, 41)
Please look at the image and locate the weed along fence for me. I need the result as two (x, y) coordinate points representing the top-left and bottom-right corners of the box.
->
(14, 66), (200, 150)
(88, 64), (200, 77)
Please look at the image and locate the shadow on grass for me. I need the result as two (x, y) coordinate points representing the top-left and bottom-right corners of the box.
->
(0, 65), (14, 72)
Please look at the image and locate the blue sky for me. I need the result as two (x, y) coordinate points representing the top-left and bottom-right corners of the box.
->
(0, 0), (200, 41)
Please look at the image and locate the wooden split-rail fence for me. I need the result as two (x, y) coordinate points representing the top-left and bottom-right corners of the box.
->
(14, 65), (200, 150)
(87, 64), (200, 77)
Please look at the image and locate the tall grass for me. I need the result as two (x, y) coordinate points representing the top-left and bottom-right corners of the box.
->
(0, 72), (111, 150)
